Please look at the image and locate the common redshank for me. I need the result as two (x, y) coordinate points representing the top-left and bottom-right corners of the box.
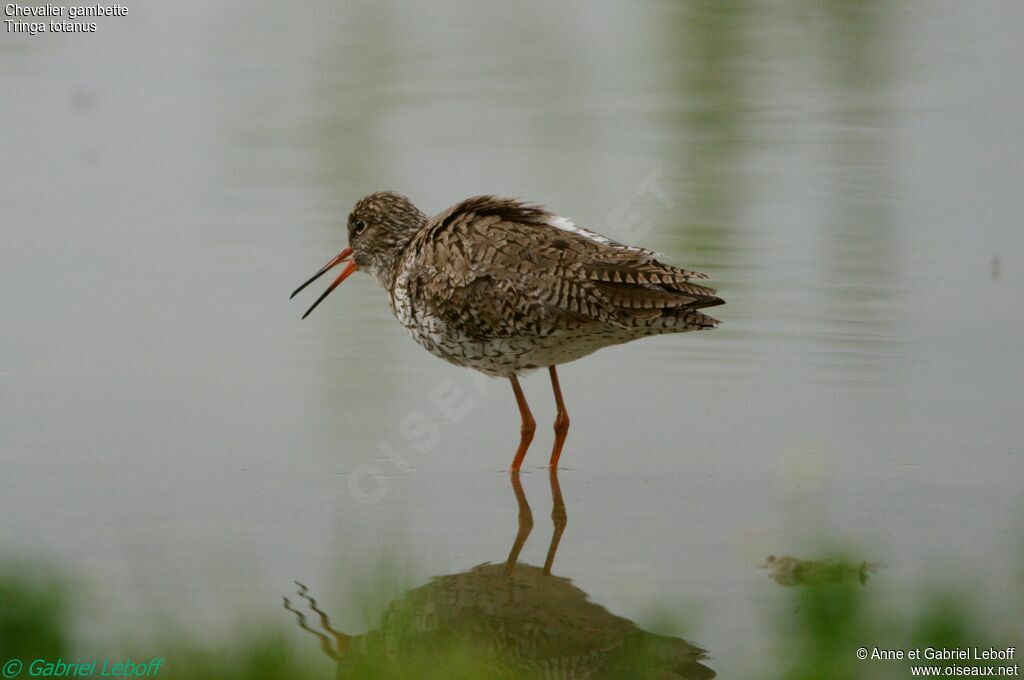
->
(291, 192), (723, 471)
(283, 474), (717, 678)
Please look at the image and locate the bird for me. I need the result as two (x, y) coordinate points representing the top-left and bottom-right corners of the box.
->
(291, 191), (724, 472)
(283, 473), (716, 678)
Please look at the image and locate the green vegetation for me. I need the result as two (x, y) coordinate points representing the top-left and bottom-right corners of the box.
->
(153, 635), (328, 680)
(0, 559), (329, 680)
(1, 553), (1019, 680)
(0, 561), (69, 663)
(770, 554), (1019, 680)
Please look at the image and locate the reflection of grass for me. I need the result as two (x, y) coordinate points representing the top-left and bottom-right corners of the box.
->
(777, 566), (869, 680)
(2, 554), (1019, 680)
(154, 635), (329, 680)
(772, 554), (1017, 680)
(0, 561), (68, 662)
(0, 560), (329, 680)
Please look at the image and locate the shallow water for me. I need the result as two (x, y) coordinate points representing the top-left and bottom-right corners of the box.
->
(2, 0), (1022, 675)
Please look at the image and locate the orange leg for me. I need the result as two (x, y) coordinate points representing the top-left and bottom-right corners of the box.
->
(548, 366), (570, 469)
(509, 375), (536, 472)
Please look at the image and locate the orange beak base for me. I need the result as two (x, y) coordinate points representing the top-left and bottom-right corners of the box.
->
(290, 246), (358, 319)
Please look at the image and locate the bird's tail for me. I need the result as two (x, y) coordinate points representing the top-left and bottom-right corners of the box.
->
(651, 306), (721, 333)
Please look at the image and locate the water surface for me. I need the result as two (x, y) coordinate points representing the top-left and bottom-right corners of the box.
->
(2, 1), (1022, 675)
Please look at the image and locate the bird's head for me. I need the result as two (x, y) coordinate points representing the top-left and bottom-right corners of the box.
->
(347, 191), (428, 277)
(291, 191), (427, 319)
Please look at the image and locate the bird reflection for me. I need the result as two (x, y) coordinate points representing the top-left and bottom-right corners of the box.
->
(285, 472), (715, 679)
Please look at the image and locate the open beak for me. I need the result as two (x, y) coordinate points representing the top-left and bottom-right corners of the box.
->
(290, 246), (358, 319)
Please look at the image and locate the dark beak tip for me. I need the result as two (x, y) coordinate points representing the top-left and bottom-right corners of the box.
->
(292, 246), (356, 319)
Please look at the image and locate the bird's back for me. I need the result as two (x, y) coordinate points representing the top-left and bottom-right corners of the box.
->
(388, 196), (723, 376)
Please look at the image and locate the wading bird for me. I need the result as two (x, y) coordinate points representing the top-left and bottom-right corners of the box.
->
(284, 473), (716, 678)
(291, 192), (723, 471)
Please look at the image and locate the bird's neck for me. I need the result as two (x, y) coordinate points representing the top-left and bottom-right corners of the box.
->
(371, 222), (425, 290)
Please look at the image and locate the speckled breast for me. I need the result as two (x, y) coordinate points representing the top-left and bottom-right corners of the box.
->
(387, 268), (625, 378)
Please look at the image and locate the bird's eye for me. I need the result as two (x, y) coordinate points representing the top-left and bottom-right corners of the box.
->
(353, 219), (367, 235)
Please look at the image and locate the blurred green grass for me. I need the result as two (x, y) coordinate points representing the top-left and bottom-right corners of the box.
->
(1, 552), (1019, 680)
(0, 558), (330, 680)
(0, 561), (69, 662)
(770, 553), (1018, 680)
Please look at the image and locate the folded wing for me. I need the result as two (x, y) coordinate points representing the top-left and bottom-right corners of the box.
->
(404, 196), (723, 340)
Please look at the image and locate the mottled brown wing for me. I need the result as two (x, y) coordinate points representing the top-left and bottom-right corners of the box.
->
(406, 196), (722, 339)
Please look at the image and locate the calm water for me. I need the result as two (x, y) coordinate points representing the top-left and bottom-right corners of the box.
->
(2, 0), (1022, 675)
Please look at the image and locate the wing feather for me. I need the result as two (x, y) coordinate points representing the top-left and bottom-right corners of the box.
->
(403, 196), (723, 339)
